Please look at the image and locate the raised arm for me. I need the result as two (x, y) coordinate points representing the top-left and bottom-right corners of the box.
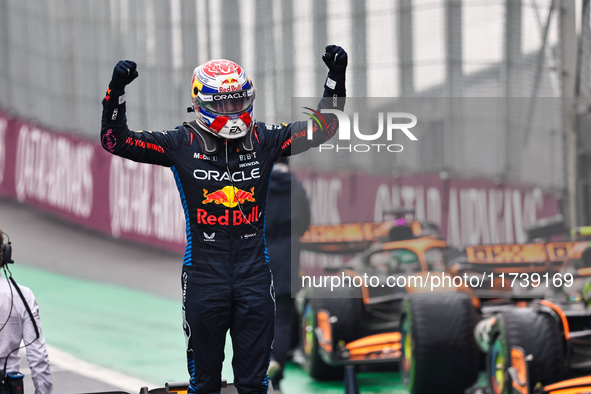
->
(101, 60), (184, 166)
(265, 45), (348, 159)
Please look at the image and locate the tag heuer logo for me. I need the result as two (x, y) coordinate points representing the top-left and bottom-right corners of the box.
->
(203, 232), (215, 242)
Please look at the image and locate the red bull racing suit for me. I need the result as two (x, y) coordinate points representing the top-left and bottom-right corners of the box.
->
(101, 92), (343, 393)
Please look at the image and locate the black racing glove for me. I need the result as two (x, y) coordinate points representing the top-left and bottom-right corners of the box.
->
(103, 60), (138, 106)
(110, 60), (138, 90)
(322, 45), (347, 96)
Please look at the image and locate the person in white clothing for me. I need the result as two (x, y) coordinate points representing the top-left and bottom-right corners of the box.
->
(0, 229), (53, 394)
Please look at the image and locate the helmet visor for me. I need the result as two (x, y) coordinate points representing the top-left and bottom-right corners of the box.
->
(197, 90), (254, 115)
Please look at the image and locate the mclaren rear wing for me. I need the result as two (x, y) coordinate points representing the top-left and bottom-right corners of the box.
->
(300, 220), (439, 254)
(449, 241), (591, 273)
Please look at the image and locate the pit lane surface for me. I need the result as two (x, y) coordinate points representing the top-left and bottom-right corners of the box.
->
(1, 198), (404, 393)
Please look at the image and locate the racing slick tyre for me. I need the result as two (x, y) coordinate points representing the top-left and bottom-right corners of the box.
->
(487, 308), (563, 394)
(301, 285), (364, 381)
(400, 292), (480, 394)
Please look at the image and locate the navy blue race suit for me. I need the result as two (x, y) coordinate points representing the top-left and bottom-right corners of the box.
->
(100, 67), (344, 393)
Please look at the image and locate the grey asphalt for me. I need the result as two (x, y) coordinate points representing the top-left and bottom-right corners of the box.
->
(19, 362), (128, 394)
(0, 198), (183, 300)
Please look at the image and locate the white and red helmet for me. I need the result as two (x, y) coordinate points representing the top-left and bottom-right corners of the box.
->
(191, 59), (255, 139)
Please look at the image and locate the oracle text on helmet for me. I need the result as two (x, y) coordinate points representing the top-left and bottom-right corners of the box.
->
(213, 91), (249, 101)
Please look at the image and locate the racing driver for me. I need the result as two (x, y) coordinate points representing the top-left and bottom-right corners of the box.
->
(100, 45), (347, 394)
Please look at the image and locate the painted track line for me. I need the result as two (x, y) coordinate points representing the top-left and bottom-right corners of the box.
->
(47, 344), (158, 392)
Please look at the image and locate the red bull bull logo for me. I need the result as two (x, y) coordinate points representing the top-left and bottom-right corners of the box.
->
(218, 76), (242, 92)
(202, 186), (255, 208)
(220, 78), (239, 85)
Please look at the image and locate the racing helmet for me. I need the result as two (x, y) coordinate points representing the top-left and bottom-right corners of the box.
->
(191, 59), (255, 139)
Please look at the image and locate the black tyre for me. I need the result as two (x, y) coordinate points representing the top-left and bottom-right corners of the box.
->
(400, 292), (480, 394)
(301, 285), (364, 380)
(487, 309), (563, 394)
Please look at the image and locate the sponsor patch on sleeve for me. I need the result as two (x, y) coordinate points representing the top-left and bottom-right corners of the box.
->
(326, 77), (337, 90)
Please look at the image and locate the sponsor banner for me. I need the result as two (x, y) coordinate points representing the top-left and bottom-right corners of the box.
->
(0, 109), (107, 231)
(294, 169), (560, 272)
(0, 108), (186, 253)
(108, 156), (186, 248)
(294, 169), (559, 244)
(0, 110), (15, 193)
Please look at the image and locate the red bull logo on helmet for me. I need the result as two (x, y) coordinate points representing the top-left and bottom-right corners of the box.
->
(218, 85), (243, 93)
(218, 76), (242, 92)
(202, 186), (255, 208)
(221, 78), (239, 85)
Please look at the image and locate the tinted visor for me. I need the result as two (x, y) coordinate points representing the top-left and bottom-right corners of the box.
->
(198, 90), (254, 115)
